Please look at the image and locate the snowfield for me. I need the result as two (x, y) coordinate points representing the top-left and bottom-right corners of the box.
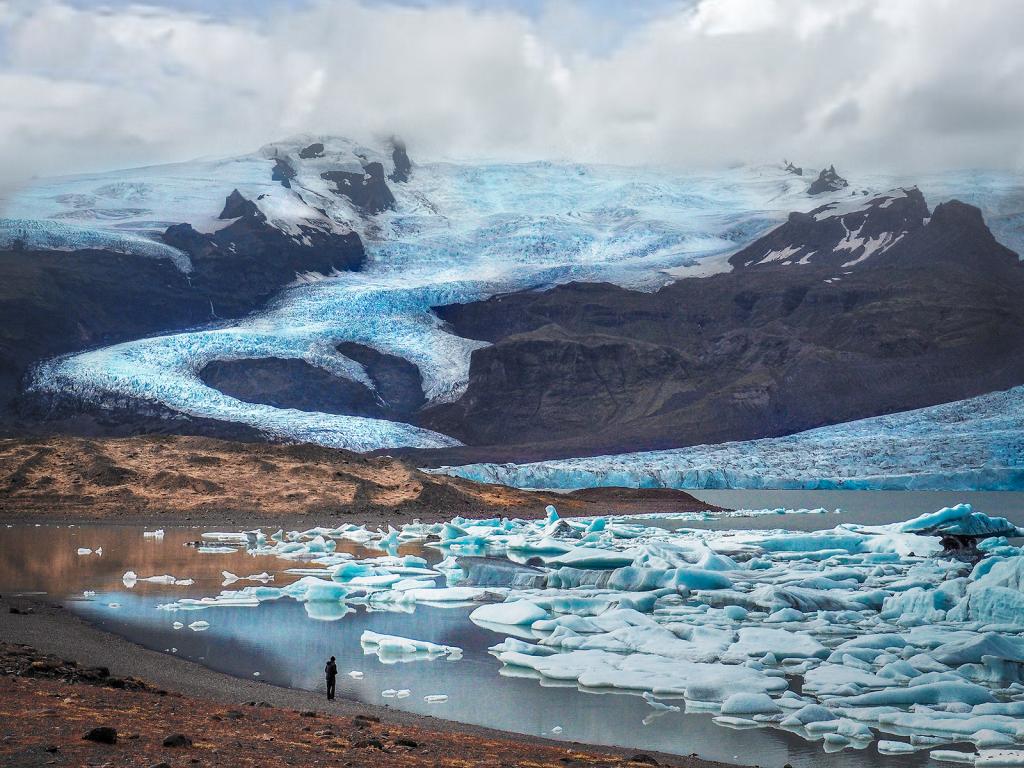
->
(6, 136), (1021, 452)
(433, 385), (1024, 491)
(153, 502), (1024, 760)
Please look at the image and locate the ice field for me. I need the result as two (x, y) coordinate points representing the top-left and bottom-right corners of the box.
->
(5, 136), (1023, 453)
(434, 385), (1024, 491)
(136, 501), (1024, 763)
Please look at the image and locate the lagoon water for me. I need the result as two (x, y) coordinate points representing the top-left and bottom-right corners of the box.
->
(2, 490), (1022, 768)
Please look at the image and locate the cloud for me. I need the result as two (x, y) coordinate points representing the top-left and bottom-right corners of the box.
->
(0, 0), (1022, 196)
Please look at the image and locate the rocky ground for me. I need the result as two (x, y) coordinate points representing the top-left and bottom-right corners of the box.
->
(0, 435), (718, 525)
(0, 597), (722, 768)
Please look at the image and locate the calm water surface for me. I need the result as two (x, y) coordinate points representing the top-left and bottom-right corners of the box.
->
(3, 490), (1021, 768)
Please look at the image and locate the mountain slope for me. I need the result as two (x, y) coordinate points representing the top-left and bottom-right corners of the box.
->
(432, 384), (1024, 491)
(415, 191), (1024, 464)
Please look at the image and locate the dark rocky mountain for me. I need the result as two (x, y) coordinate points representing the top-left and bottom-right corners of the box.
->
(808, 165), (848, 195)
(410, 192), (1024, 465)
(162, 190), (364, 316)
(729, 187), (928, 270)
(389, 139), (413, 183)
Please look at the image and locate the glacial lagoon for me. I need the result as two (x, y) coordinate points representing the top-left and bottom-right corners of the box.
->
(2, 490), (1024, 768)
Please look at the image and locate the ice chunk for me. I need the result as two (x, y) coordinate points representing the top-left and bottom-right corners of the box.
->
(720, 693), (780, 716)
(878, 740), (918, 755)
(931, 751), (978, 764)
(360, 630), (462, 662)
(470, 601), (549, 626)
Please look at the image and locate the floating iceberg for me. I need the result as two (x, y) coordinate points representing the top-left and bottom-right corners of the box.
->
(360, 630), (462, 662)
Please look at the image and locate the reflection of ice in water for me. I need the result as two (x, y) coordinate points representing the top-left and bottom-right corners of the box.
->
(17, 144), (1024, 450)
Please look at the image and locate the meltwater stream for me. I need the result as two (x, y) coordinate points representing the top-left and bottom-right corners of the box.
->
(3, 491), (1024, 768)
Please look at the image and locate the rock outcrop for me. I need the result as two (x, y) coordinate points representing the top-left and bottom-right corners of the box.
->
(729, 188), (929, 270)
(321, 162), (396, 214)
(808, 165), (848, 195)
(389, 139), (412, 183)
(298, 142), (325, 159)
(162, 190), (365, 315)
(271, 158), (296, 188)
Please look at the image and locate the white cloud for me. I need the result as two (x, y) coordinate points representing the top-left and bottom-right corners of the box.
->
(0, 0), (1021, 197)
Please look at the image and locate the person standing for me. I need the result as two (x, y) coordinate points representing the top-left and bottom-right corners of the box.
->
(325, 656), (338, 700)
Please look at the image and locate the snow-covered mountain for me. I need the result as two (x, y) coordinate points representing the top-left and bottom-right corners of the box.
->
(728, 186), (929, 270)
(2, 140), (1023, 469)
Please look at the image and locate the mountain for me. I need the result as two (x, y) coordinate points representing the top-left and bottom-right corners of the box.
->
(413, 189), (1024, 464)
(1, 139), (1022, 462)
(0, 136), (409, 434)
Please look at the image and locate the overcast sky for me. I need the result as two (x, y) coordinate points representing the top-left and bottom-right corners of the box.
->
(1, 0), (1023, 187)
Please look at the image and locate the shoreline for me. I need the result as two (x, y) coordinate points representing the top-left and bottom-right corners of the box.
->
(0, 592), (725, 768)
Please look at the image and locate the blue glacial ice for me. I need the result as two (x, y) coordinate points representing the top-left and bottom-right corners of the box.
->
(9, 136), (1023, 451)
(435, 385), (1024, 491)
(141, 502), (1024, 754)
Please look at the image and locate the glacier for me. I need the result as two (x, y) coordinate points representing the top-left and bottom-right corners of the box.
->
(433, 385), (1024, 491)
(149, 502), (1024, 757)
(6, 136), (1023, 451)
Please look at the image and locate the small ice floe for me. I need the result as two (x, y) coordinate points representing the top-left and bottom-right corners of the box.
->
(123, 571), (192, 587)
(381, 689), (398, 698)
(424, 694), (448, 704)
(221, 570), (274, 586)
(107, 602), (120, 608)
(188, 620), (210, 631)
(550, 726), (563, 734)
(348, 670), (364, 679)
(360, 630), (462, 663)
(930, 750), (977, 764)
(253, 672), (260, 677)
(395, 689), (411, 698)
(172, 621), (184, 629)
(143, 529), (165, 538)
(641, 692), (681, 713)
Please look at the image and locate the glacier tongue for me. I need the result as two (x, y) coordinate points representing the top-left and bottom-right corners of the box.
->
(432, 386), (1024, 491)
